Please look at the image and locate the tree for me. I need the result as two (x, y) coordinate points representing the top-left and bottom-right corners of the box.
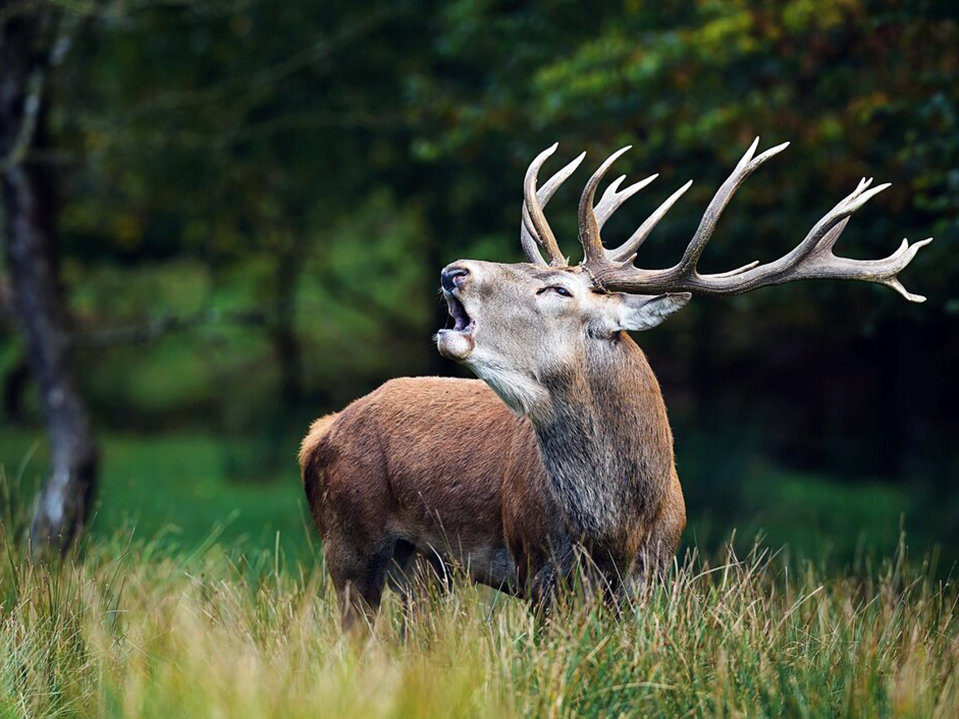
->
(1, 2), (98, 552)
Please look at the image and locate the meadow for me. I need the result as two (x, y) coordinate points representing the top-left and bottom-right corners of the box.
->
(2, 433), (959, 718)
(2, 512), (957, 717)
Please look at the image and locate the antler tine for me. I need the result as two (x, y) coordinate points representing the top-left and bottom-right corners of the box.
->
(521, 144), (584, 267)
(674, 137), (790, 275)
(608, 180), (694, 263)
(744, 183), (931, 302)
(575, 147), (697, 271)
(594, 172), (659, 232)
(520, 149), (586, 265)
(771, 180), (891, 272)
(578, 146), (632, 267)
(580, 139), (931, 302)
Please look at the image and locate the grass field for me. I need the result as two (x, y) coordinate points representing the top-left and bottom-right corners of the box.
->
(1, 525), (957, 717)
(0, 430), (308, 561)
(2, 430), (959, 717)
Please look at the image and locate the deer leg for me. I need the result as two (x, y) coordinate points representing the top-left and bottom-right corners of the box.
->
(621, 525), (681, 607)
(528, 542), (577, 620)
(385, 540), (419, 640)
(529, 564), (556, 618)
(325, 537), (394, 634)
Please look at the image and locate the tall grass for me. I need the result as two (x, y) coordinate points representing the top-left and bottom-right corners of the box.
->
(1, 481), (957, 717)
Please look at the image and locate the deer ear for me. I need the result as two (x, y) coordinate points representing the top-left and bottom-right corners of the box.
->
(611, 292), (691, 332)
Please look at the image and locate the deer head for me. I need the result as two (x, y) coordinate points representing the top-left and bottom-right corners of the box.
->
(436, 139), (931, 418)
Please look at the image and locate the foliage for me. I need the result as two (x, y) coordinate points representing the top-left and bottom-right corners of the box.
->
(1, 0), (958, 580)
(2, 0), (951, 470)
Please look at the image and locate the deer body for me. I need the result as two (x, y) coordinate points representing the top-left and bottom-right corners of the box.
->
(302, 138), (929, 630)
(301, 370), (686, 629)
(301, 377), (546, 598)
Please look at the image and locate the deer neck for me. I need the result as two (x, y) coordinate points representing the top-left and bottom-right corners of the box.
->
(530, 333), (675, 544)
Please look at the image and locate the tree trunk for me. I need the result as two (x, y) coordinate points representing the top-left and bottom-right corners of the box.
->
(1, 7), (99, 553)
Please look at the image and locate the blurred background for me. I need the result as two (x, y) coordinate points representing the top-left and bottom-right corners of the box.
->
(1, 0), (957, 568)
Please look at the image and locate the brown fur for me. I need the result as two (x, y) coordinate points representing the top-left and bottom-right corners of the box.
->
(300, 371), (685, 629)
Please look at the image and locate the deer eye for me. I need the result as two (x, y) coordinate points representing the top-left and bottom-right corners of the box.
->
(537, 285), (573, 298)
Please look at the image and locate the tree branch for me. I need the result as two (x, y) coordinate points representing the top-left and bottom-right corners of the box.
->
(0, 66), (46, 172)
(0, 1), (89, 172)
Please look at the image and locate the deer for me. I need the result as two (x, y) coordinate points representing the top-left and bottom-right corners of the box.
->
(300, 138), (930, 632)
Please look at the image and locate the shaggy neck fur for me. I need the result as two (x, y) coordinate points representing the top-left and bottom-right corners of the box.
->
(530, 333), (675, 549)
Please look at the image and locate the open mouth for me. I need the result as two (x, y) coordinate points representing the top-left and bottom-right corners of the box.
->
(436, 290), (476, 361)
(443, 292), (475, 334)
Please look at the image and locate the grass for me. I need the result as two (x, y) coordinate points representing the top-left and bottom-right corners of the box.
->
(0, 429), (308, 561)
(2, 431), (958, 716)
(0, 524), (957, 718)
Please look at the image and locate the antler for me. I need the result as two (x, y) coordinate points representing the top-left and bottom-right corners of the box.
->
(577, 138), (932, 302)
(521, 144), (585, 266)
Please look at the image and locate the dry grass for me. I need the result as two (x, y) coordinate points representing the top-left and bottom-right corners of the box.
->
(1, 518), (958, 719)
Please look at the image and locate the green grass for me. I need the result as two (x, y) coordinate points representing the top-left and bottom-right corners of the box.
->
(0, 527), (956, 717)
(0, 429), (308, 561)
(2, 431), (959, 716)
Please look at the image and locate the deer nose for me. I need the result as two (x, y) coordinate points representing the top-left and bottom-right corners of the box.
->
(441, 265), (470, 292)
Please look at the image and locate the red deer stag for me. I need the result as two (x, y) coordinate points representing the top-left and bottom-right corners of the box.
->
(301, 138), (930, 631)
